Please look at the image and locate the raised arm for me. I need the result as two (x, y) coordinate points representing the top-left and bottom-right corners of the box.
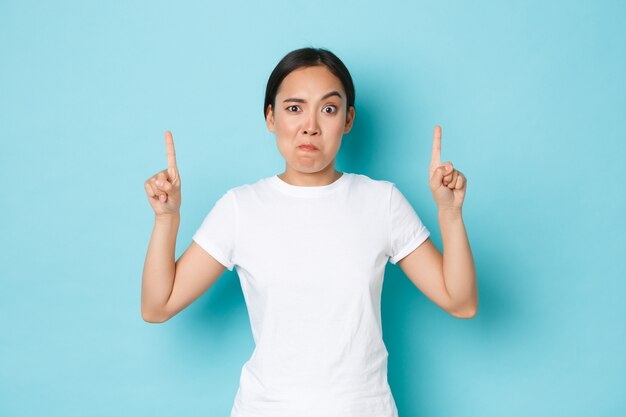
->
(141, 131), (232, 323)
(141, 130), (183, 322)
(398, 125), (477, 319)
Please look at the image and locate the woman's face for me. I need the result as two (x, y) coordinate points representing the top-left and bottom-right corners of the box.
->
(265, 65), (355, 177)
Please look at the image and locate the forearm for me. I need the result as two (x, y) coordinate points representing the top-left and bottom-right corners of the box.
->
(141, 214), (180, 321)
(438, 208), (478, 315)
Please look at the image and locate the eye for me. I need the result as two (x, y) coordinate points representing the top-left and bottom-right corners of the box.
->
(323, 105), (337, 114)
(286, 105), (300, 112)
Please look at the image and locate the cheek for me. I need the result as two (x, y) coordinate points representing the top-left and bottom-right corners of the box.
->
(275, 117), (298, 134)
(326, 118), (345, 135)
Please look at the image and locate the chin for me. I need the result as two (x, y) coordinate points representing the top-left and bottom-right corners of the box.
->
(293, 166), (321, 174)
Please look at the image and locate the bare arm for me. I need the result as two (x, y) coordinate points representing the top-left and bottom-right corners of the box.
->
(161, 240), (227, 322)
(141, 131), (227, 323)
(141, 213), (228, 323)
(398, 125), (478, 318)
(141, 214), (180, 323)
(439, 208), (477, 317)
(398, 209), (477, 319)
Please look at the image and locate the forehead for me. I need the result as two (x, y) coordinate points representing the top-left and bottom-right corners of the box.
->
(276, 65), (345, 98)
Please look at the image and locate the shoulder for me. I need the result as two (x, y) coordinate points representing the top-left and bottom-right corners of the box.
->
(348, 172), (396, 197)
(222, 176), (269, 194)
(220, 175), (276, 205)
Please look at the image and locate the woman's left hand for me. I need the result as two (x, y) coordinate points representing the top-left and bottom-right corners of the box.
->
(428, 125), (467, 211)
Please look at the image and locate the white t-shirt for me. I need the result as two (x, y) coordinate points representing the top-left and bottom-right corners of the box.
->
(192, 172), (430, 417)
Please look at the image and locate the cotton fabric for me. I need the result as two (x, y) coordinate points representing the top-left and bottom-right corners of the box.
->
(192, 172), (430, 417)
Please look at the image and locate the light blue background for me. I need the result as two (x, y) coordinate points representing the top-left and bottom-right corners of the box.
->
(1, 0), (624, 416)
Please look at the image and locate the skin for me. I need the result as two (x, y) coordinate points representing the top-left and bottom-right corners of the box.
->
(141, 67), (477, 323)
(265, 65), (355, 187)
(398, 126), (478, 318)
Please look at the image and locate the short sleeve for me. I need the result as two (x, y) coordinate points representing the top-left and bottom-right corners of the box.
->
(192, 190), (237, 271)
(388, 183), (430, 265)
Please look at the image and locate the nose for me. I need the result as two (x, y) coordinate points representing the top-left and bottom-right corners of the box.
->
(303, 112), (320, 136)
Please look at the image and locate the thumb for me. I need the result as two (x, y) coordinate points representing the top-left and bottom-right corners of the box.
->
(430, 164), (452, 188)
(168, 166), (179, 184)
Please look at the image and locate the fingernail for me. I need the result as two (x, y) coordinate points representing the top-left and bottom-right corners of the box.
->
(156, 180), (162, 186)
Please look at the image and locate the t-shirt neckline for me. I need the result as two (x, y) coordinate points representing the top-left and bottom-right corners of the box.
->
(268, 172), (351, 197)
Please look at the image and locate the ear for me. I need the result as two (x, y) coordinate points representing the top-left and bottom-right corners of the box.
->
(265, 104), (275, 132)
(343, 106), (355, 134)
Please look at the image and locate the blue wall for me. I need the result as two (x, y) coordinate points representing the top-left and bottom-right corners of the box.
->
(1, 0), (624, 416)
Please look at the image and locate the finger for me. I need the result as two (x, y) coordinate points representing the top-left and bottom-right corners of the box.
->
(447, 171), (459, 188)
(144, 182), (156, 198)
(156, 172), (171, 191)
(446, 168), (457, 181)
(155, 177), (172, 192)
(149, 178), (162, 197)
(455, 172), (466, 190)
(149, 177), (167, 200)
(159, 168), (178, 188)
(441, 162), (454, 184)
(431, 125), (442, 166)
(430, 165), (448, 189)
(165, 131), (178, 171)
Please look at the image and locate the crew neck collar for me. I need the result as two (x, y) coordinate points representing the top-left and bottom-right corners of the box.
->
(268, 172), (351, 197)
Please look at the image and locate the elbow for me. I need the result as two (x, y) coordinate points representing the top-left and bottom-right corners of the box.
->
(452, 308), (477, 319)
(142, 315), (165, 324)
(450, 302), (478, 319)
(141, 307), (169, 323)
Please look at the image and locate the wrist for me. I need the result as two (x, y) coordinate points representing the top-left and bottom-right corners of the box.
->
(155, 212), (181, 224)
(438, 206), (463, 220)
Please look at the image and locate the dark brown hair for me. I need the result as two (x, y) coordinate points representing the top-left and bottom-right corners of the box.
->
(264, 47), (356, 120)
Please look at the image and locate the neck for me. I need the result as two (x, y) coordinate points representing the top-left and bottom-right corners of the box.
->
(278, 166), (343, 187)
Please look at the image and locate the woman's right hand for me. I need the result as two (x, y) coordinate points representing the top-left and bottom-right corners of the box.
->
(144, 131), (182, 217)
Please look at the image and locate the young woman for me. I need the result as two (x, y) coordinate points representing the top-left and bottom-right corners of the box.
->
(142, 47), (478, 417)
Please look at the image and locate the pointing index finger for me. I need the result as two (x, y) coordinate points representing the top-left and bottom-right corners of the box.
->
(164, 130), (177, 169)
(431, 125), (442, 166)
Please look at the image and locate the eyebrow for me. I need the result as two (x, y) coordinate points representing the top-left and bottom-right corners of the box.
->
(282, 90), (343, 103)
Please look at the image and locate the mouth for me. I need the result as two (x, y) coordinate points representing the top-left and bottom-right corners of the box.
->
(298, 144), (318, 151)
